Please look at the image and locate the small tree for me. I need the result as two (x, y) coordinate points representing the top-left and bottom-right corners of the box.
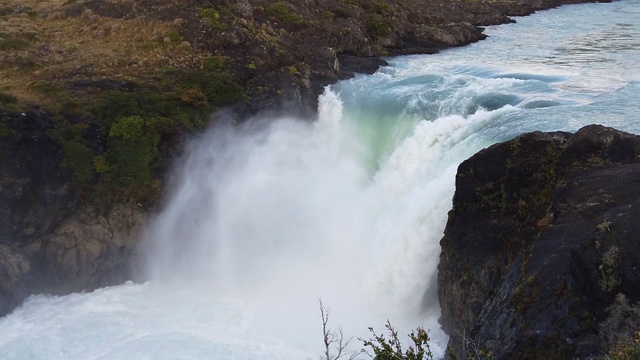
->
(361, 321), (434, 360)
(318, 298), (358, 360)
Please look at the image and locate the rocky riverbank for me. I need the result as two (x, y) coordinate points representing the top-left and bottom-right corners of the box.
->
(439, 125), (640, 359)
(0, 0), (610, 316)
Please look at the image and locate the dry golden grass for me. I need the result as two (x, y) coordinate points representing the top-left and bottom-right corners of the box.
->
(0, 0), (207, 108)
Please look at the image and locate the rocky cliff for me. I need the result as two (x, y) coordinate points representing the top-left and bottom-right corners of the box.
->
(439, 125), (640, 359)
(0, 108), (150, 315)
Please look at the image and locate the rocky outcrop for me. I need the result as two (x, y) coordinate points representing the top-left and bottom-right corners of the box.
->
(0, 109), (148, 316)
(0, 202), (147, 316)
(3, 0), (609, 120)
(439, 125), (640, 359)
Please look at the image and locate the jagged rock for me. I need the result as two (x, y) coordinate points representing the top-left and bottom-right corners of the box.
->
(0, 109), (73, 247)
(439, 125), (640, 359)
(38, 204), (148, 295)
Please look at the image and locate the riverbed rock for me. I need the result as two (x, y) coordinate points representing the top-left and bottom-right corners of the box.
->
(439, 125), (640, 359)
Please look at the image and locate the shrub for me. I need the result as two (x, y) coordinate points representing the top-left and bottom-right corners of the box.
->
(361, 321), (434, 360)
(179, 88), (209, 107)
(107, 116), (160, 185)
(265, 2), (307, 27)
(179, 65), (245, 108)
(109, 115), (144, 139)
(60, 140), (94, 182)
(322, 10), (334, 19)
(91, 91), (143, 121)
(48, 122), (94, 183)
(93, 155), (113, 174)
(90, 89), (210, 125)
(203, 56), (227, 72)
(165, 29), (182, 43)
(365, 14), (392, 37)
(599, 245), (622, 292)
(197, 7), (227, 30)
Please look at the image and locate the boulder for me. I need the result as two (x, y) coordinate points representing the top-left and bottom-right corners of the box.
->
(439, 125), (640, 359)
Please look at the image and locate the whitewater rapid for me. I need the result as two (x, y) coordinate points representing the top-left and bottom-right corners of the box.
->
(1, 0), (639, 359)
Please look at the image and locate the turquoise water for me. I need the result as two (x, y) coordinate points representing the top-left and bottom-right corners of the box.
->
(1, 1), (639, 359)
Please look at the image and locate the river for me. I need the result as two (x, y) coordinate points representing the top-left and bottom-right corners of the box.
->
(1, 1), (639, 358)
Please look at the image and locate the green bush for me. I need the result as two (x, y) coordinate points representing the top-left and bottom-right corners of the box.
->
(91, 90), (206, 125)
(265, 2), (307, 27)
(107, 116), (160, 185)
(361, 321), (434, 360)
(48, 122), (95, 183)
(93, 155), (113, 174)
(321, 10), (334, 19)
(60, 140), (94, 182)
(203, 56), (227, 72)
(365, 14), (392, 37)
(166, 29), (182, 43)
(109, 115), (144, 139)
(91, 91), (144, 121)
(179, 68), (245, 108)
(197, 7), (227, 30)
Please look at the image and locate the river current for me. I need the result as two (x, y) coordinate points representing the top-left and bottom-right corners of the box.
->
(1, 1), (639, 359)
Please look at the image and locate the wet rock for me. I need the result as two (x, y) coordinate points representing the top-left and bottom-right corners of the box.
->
(38, 204), (148, 295)
(337, 54), (388, 79)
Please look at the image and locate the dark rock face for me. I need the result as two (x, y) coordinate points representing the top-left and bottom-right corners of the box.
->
(439, 125), (640, 359)
(0, 110), (147, 316)
(0, 110), (72, 247)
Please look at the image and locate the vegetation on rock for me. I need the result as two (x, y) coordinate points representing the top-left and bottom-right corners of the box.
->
(361, 321), (434, 360)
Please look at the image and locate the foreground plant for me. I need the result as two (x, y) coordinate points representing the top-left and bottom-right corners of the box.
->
(361, 321), (434, 360)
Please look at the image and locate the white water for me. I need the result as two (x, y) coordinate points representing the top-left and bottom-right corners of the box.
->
(1, 1), (640, 358)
